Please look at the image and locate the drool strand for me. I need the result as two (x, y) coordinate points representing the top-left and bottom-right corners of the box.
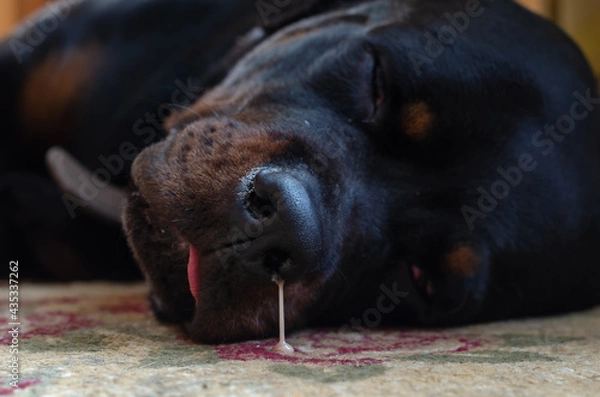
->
(271, 275), (294, 354)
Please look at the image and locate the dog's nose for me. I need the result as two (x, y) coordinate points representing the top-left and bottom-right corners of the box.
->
(236, 168), (323, 282)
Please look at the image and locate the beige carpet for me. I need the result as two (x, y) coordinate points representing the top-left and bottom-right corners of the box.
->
(1, 283), (599, 396)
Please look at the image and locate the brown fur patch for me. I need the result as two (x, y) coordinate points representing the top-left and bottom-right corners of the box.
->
(398, 101), (435, 141)
(18, 44), (103, 147)
(441, 245), (481, 277)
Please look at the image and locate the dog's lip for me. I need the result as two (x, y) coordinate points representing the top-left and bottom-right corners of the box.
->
(185, 238), (259, 309)
(187, 244), (202, 306)
(399, 263), (430, 314)
(206, 237), (258, 256)
(409, 264), (435, 302)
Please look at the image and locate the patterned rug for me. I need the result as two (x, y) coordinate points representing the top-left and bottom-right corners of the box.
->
(1, 283), (599, 396)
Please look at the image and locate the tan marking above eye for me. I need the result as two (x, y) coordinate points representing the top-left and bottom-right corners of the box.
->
(398, 101), (435, 141)
(441, 244), (482, 278)
(18, 43), (103, 147)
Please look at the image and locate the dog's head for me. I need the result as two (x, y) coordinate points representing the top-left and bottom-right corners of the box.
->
(121, 0), (592, 342)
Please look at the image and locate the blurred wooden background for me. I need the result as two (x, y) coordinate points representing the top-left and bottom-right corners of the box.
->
(1, 0), (48, 37)
(520, 0), (600, 76)
(0, 0), (599, 75)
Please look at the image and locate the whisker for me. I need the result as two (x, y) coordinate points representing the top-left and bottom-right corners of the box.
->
(197, 99), (222, 120)
(334, 267), (350, 289)
(168, 103), (204, 119)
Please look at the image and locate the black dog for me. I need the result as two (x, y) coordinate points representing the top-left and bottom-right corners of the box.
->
(1, 0), (599, 343)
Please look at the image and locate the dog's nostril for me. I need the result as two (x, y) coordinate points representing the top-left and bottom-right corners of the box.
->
(263, 249), (290, 274)
(247, 169), (299, 219)
(245, 188), (276, 219)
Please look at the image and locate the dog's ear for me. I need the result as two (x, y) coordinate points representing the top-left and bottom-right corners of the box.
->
(45, 146), (127, 225)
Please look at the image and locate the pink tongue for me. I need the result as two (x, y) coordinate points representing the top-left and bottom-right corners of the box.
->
(187, 245), (201, 306)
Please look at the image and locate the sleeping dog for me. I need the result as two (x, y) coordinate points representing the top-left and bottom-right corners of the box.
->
(1, 0), (599, 343)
